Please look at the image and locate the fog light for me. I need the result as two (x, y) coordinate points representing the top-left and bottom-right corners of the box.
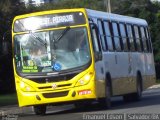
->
(72, 91), (76, 97)
(36, 95), (41, 101)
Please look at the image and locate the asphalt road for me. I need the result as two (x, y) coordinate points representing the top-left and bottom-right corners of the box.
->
(11, 88), (160, 120)
(7, 87), (160, 120)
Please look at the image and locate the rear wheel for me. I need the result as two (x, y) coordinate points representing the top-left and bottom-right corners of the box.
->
(133, 74), (142, 101)
(123, 74), (142, 102)
(33, 105), (46, 115)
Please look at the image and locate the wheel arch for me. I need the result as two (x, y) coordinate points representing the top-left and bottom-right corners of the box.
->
(137, 70), (143, 91)
(105, 72), (113, 96)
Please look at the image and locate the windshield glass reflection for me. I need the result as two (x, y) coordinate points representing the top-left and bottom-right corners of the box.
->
(14, 27), (91, 74)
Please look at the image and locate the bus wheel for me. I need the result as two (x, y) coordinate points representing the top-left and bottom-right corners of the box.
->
(123, 94), (132, 102)
(74, 103), (84, 109)
(98, 77), (111, 109)
(104, 85), (111, 108)
(123, 74), (142, 102)
(74, 101), (92, 109)
(133, 74), (142, 101)
(33, 105), (46, 115)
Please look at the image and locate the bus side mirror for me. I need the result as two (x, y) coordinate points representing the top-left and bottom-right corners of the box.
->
(2, 31), (11, 55)
(2, 41), (9, 55)
(95, 51), (102, 62)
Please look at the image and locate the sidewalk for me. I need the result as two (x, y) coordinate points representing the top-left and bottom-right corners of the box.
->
(149, 84), (160, 89)
(0, 105), (32, 116)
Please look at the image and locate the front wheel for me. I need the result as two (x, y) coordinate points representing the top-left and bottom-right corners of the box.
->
(98, 76), (112, 109)
(33, 105), (46, 115)
(74, 101), (92, 110)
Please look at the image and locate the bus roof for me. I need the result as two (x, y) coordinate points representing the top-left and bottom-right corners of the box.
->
(86, 9), (148, 26)
(13, 8), (148, 26)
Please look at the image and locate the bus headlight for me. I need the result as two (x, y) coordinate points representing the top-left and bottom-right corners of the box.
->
(75, 72), (94, 86)
(20, 81), (35, 92)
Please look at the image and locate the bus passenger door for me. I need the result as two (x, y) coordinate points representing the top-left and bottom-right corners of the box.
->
(90, 22), (105, 98)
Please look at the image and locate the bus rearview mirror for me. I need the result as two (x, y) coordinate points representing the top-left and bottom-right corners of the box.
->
(2, 41), (9, 55)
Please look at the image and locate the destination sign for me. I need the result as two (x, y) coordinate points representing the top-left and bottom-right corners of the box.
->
(42, 15), (74, 25)
(14, 12), (86, 32)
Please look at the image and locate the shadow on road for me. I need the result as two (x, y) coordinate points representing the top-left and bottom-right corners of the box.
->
(18, 88), (160, 118)
(42, 89), (160, 116)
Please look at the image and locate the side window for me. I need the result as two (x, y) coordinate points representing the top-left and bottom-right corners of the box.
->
(104, 21), (114, 51)
(126, 24), (135, 51)
(133, 26), (142, 52)
(112, 22), (121, 51)
(119, 23), (128, 51)
(145, 27), (152, 52)
(97, 20), (107, 51)
(90, 24), (101, 52)
(140, 27), (147, 52)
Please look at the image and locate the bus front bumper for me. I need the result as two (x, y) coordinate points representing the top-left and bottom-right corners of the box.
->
(17, 84), (96, 107)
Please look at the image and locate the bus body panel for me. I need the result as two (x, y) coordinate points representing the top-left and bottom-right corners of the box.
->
(87, 9), (155, 97)
(143, 53), (156, 89)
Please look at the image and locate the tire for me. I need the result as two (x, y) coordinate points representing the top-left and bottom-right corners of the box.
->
(98, 75), (111, 109)
(33, 105), (46, 115)
(74, 101), (92, 109)
(74, 103), (84, 109)
(123, 94), (132, 102)
(133, 74), (142, 101)
(123, 74), (142, 102)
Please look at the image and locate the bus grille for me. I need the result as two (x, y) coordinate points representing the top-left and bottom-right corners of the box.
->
(42, 91), (68, 98)
(38, 84), (72, 89)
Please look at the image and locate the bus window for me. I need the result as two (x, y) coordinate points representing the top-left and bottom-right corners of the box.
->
(97, 20), (107, 51)
(104, 21), (114, 51)
(90, 24), (101, 52)
(134, 26), (142, 52)
(119, 23), (128, 51)
(145, 27), (152, 52)
(126, 24), (135, 51)
(112, 22), (121, 51)
(140, 27), (147, 52)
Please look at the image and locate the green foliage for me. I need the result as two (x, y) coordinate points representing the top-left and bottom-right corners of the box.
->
(21, 0), (105, 13)
(0, 94), (17, 106)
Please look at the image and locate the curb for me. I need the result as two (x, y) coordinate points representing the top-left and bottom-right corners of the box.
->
(149, 84), (160, 89)
(0, 105), (32, 116)
(0, 104), (74, 116)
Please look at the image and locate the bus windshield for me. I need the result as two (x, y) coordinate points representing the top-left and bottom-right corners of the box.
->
(14, 27), (91, 74)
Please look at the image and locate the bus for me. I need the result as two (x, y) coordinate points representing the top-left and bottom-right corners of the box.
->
(12, 8), (156, 115)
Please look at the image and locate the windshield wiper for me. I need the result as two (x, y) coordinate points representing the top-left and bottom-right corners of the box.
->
(55, 26), (70, 43)
(30, 32), (47, 48)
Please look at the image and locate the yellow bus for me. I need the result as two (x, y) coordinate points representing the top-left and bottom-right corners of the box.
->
(12, 8), (156, 115)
